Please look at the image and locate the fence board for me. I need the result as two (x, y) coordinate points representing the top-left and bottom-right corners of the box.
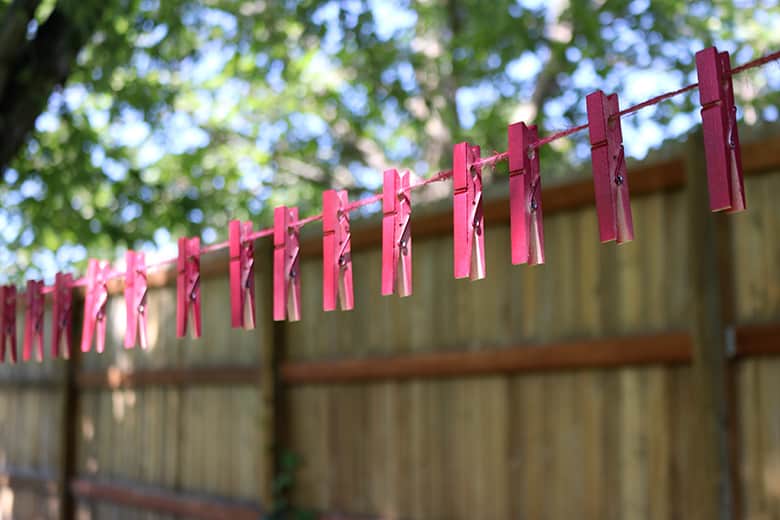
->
(733, 166), (780, 519)
(0, 302), (65, 520)
(71, 269), (270, 516)
(282, 152), (731, 518)
(3, 133), (780, 519)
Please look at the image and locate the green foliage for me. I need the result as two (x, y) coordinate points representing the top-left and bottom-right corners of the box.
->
(0, 0), (778, 279)
(264, 450), (315, 520)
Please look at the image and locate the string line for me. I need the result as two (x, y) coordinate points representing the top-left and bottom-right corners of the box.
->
(20, 49), (780, 289)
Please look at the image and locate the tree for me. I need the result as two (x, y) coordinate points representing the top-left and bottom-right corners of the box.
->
(0, 0), (778, 280)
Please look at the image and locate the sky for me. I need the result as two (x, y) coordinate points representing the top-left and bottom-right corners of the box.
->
(1, 0), (780, 283)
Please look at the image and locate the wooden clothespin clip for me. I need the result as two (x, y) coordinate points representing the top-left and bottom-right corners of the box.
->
(382, 169), (412, 296)
(51, 272), (73, 359)
(1, 285), (17, 363)
(23, 280), (45, 362)
(177, 237), (201, 339)
(508, 122), (545, 265)
(229, 220), (256, 330)
(695, 46), (746, 213)
(273, 206), (301, 321)
(124, 251), (148, 349)
(81, 259), (111, 353)
(322, 190), (354, 311)
(453, 142), (486, 280)
(586, 90), (634, 244)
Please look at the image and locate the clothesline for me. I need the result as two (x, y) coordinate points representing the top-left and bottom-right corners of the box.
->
(40, 48), (780, 292)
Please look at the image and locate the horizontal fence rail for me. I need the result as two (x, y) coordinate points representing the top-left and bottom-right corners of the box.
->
(68, 323), (780, 388)
(76, 364), (260, 389)
(280, 331), (692, 384)
(0, 467), (59, 496)
(71, 477), (263, 520)
(279, 323), (780, 384)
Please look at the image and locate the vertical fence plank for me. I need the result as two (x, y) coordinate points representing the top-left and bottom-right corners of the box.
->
(685, 131), (739, 520)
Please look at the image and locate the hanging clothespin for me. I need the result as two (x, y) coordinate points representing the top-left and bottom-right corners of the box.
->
(586, 90), (634, 244)
(382, 168), (412, 296)
(124, 251), (148, 349)
(81, 259), (111, 353)
(51, 272), (73, 359)
(177, 237), (201, 338)
(1, 285), (17, 363)
(695, 46), (746, 213)
(322, 190), (354, 311)
(23, 280), (45, 362)
(229, 220), (256, 330)
(273, 206), (301, 321)
(453, 142), (486, 280)
(508, 122), (545, 265)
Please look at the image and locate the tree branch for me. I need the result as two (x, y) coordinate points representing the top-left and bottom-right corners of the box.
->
(529, 50), (564, 118)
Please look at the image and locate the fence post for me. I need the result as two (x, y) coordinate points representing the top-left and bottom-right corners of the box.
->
(684, 130), (740, 520)
(259, 240), (288, 512)
(58, 293), (82, 520)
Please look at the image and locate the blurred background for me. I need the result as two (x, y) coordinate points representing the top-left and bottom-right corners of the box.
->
(0, 0), (778, 281)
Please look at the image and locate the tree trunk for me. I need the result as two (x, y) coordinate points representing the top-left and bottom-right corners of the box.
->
(0, 3), (104, 175)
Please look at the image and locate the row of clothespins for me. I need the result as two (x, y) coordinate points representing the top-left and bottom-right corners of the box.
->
(0, 46), (748, 363)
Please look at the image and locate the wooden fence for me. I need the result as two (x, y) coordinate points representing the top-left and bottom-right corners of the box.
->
(1, 129), (780, 519)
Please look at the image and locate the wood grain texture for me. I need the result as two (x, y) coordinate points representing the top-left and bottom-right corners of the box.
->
(684, 132), (738, 519)
(282, 171), (732, 518)
(2, 135), (780, 520)
(0, 304), (65, 520)
(69, 268), (269, 517)
(732, 169), (780, 520)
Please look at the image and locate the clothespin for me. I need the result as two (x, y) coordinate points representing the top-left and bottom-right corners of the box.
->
(322, 190), (354, 311)
(176, 237), (201, 338)
(382, 168), (412, 296)
(273, 206), (301, 321)
(124, 251), (148, 349)
(453, 142), (486, 280)
(23, 280), (45, 362)
(695, 46), (746, 213)
(229, 220), (256, 330)
(508, 122), (545, 265)
(51, 272), (73, 359)
(586, 90), (634, 244)
(0, 285), (17, 363)
(81, 259), (111, 353)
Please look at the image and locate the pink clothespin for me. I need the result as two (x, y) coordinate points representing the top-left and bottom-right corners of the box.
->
(508, 122), (545, 265)
(177, 237), (201, 338)
(322, 190), (354, 311)
(23, 280), (44, 362)
(586, 90), (634, 244)
(81, 259), (111, 353)
(1, 285), (17, 363)
(273, 206), (301, 321)
(124, 251), (148, 349)
(453, 142), (486, 280)
(51, 272), (73, 359)
(695, 46), (746, 213)
(229, 220), (256, 330)
(382, 168), (412, 296)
